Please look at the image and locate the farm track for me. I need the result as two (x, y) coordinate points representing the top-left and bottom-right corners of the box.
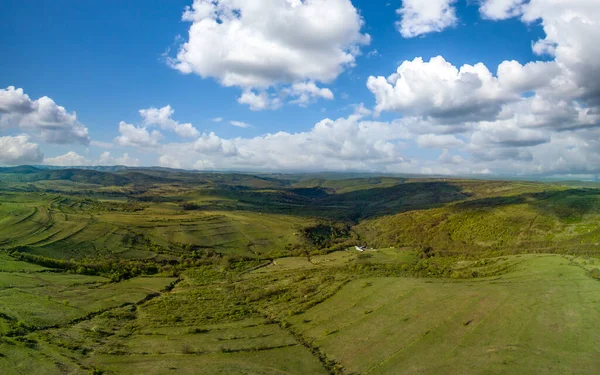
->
(6, 207), (38, 227)
(17, 278), (184, 335)
(31, 220), (91, 248)
(1, 207), (54, 245)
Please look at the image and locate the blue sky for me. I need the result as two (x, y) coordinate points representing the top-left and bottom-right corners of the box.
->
(1, 0), (598, 177)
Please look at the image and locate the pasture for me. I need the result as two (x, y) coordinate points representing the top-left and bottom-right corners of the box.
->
(2, 169), (600, 374)
(0, 192), (311, 260)
(288, 255), (600, 374)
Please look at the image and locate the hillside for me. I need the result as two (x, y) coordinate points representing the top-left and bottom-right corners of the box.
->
(1, 168), (600, 374)
(356, 188), (600, 256)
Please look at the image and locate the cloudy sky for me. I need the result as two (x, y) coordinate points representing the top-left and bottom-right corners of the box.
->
(1, 0), (599, 178)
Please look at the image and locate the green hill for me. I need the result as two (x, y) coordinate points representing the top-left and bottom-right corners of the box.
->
(356, 187), (600, 256)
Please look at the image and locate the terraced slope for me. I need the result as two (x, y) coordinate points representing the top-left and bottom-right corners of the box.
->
(0, 193), (311, 259)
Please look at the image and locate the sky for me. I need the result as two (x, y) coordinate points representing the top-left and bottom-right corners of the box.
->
(0, 0), (599, 178)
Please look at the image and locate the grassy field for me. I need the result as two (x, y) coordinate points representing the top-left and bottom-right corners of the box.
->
(356, 188), (600, 256)
(2, 168), (600, 374)
(3, 248), (600, 374)
(0, 192), (312, 260)
(0, 259), (175, 330)
(288, 255), (600, 374)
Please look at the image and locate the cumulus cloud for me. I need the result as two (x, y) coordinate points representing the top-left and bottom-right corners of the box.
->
(522, 1), (600, 106)
(470, 120), (551, 148)
(114, 105), (203, 148)
(417, 134), (465, 149)
(285, 81), (335, 106)
(237, 90), (281, 111)
(139, 105), (200, 138)
(230, 121), (251, 129)
(477, 1), (600, 106)
(44, 151), (90, 166)
(98, 152), (140, 166)
(364, 0), (600, 177)
(367, 56), (513, 121)
(396, 0), (457, 38)
(479, 0), (525, 20)
(115, 121), (163, 148)
(238, 81), (333, 110)
(156, 110), (413, 172)
(193, 132), (238, 156)
(0, 86), (90, 145)
(159, 155), (182, 169)
(0, 135), (43, 165)
(43, 151), (141, 167)
(169, 0), (369, 109)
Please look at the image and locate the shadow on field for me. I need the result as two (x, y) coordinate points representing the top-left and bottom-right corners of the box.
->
(186, 181), (471, 222)
(455, 188), (600, 222)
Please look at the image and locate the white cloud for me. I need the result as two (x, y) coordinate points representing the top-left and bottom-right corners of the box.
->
(367, 49), (380, 58)
(237, 90), (280, 111)
(0, 86), (90, 145)
(0, 135), (43, 165)
(98, 152), (140, 166)
(470, 119), (550, 148)
(417, 134), (464, 149)
(522, 1), (600, 106)
(193, 132), (238, 156)
(477, 1), (600, 107)
(44, 151), (90, 166)
(159, 155), (182, 169)
(479, 0), (525, 20)
(286, 81), (334, 106)
(212, 117), (223, 122)
(230, 121), (250, 129)
(43, 151), (141, 167)
(157, 110), (412, 172)
(115, 121), (163, 148)
(366, 53), (592, 131)
(238, 81), (333, 110)
(139, 105), (200, 138)
(438, 149), (465, 165)
(367, 56), (513, 120)
(169, 0), (369, 109)
(363, 0), (600, 177)
(396, 0), (457, 38)
(193, 159), (215, 170)
(496, 60), (561, 93)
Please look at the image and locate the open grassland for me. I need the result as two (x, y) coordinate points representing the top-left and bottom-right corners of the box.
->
(0, 254), (175, 332)
(288, 255), (600, 374)
(0, 257), (329, 375)
(2, 169), (594, 261)
(0, 192), (312, 260)
(2, 169), (600, 374)
(2, 249), (600, 374)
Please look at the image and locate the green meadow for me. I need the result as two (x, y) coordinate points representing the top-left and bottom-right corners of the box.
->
(1, 167), (600, 374)
(289, 255), (600, 374)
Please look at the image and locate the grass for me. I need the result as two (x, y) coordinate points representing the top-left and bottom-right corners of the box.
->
(288, 255), (600, 374)
(6, 260), (330, 375)
(356, 188), (600, 256)
(0, 192), (312, 260)
(2, 170), (600, 374)
(86, 346), (329, 375)
(0, 268), (174, 328)
(0, 253), (49, 272)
